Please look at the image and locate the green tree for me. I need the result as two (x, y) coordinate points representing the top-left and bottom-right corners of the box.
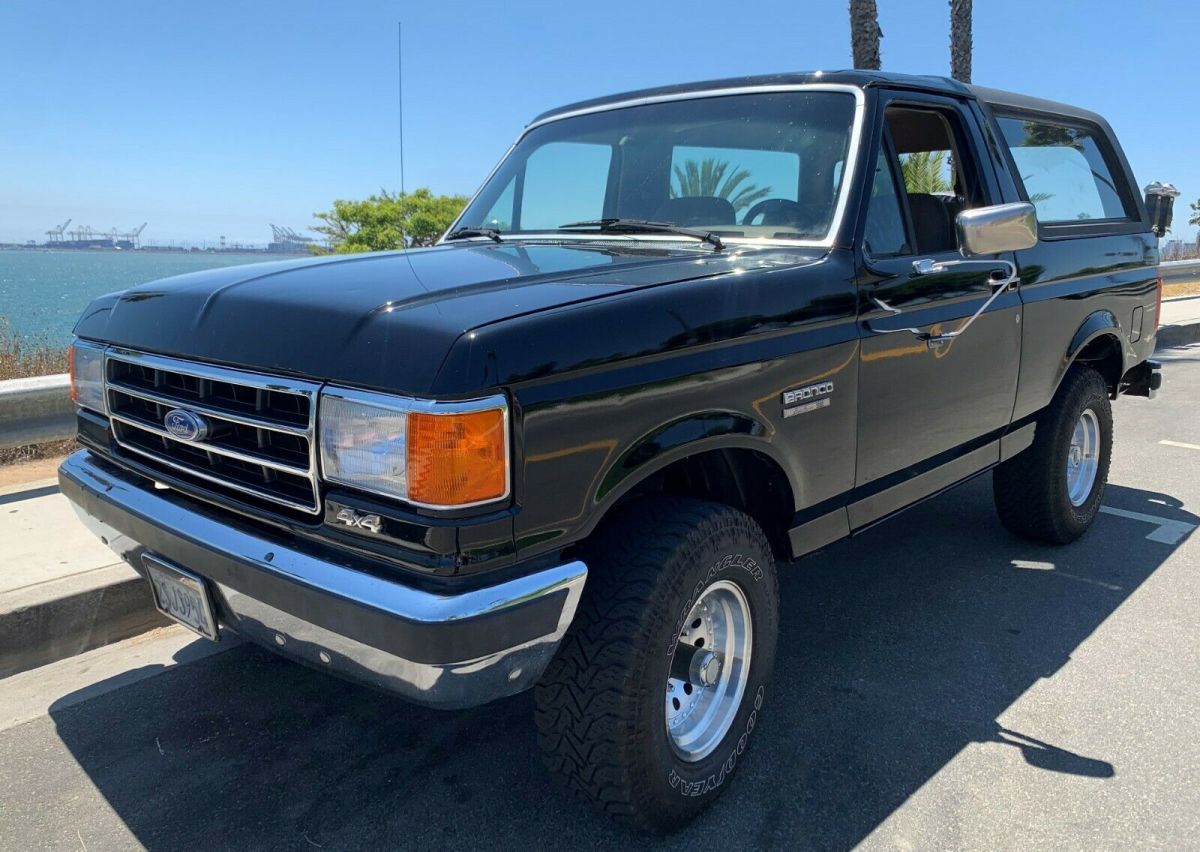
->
(671, 159), (771, 215)
(1188, 198), (1200, 228)
(900, 151), (952, 194)
(312, 188), (468, 253)
(1022, 121), (1086, 151)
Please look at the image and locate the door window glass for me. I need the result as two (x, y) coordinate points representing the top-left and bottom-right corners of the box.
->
(885, 107), (978, 255)
(863, 149), (910, 257)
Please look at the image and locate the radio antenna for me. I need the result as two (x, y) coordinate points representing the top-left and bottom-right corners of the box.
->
(397, 21), (406, 199)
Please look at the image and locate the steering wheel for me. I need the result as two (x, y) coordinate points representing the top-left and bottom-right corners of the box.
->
(742, 198), (810, 227)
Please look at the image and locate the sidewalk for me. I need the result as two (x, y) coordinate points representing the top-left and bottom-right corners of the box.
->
(0, 476), (165, 677)
(1158, 295), (1200, 349)
(1159, 295), (1200, 326)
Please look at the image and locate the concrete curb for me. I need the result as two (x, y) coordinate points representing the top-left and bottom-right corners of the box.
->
(0, 560), (169, 679)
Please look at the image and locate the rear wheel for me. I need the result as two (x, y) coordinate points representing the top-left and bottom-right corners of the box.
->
(534, 498), (779, 833)
(993, 365), (1113, 543)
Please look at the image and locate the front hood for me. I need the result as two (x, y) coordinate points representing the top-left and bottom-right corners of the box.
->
(75, 241), (822, 394)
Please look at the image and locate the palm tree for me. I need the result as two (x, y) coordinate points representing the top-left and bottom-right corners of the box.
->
(950, 0), (972, 83)
(849, 0), (882, 70)
(900, 151), (952, 194)
(671, 159), (771, 215)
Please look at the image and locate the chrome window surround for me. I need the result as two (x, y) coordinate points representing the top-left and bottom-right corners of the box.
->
(103, 347), (323, 516)
(318, 385), (512, 511)
(440, 83), (868, 251)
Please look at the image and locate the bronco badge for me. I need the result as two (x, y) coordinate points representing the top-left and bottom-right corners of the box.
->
(781, 381), (834, 418)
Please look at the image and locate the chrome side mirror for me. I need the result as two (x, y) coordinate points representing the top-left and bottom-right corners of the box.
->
(956, 202), (1038, 257)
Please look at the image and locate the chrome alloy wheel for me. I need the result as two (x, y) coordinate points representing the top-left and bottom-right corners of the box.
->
(1066, 408), (1101, 507)
(665, 580), (753, 762)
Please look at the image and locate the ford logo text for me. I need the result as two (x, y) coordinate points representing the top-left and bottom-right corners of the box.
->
(163, 408), (210, 442)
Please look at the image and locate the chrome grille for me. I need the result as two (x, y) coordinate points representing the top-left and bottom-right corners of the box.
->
(104, 349), (322, 515)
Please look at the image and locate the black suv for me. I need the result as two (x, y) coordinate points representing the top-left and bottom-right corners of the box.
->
(61, 71), (1165, 831)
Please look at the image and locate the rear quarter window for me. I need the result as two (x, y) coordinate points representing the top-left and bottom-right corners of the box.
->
(995, 115), (1133, 224)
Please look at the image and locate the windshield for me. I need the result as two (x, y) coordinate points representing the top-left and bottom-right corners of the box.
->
(454, 89), (859, 244)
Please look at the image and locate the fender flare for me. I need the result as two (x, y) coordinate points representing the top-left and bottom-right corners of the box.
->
(581, 411), (798, 535)
(1055, 309), (1125, 396)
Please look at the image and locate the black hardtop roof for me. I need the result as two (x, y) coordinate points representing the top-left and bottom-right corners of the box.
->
(529, 70), (1106, 128)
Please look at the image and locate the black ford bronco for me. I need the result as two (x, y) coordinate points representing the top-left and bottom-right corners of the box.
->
(61, 71), (1168, 831)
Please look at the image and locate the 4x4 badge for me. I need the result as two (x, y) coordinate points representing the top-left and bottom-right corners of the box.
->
(334, 507), (384, 534)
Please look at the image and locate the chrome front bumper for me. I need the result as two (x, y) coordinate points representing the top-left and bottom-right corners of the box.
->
(59, 450), (587, 709)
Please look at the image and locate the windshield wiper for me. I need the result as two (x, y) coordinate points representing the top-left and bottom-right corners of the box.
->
(558, 218), (724, 251)
(445, 227), (503, 243)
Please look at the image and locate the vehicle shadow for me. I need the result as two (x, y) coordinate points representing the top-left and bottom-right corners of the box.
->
(44, 477), (1195, 850)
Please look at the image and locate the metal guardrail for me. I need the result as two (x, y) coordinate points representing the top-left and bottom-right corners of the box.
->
(0, 374), (73, 450)
(1160, 258), (1200, 286)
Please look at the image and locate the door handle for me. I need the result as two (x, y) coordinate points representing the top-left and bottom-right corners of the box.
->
(989, 269), (1014, 290)
(912, 257), (1019, 288)
(867, 260), (1020, 349)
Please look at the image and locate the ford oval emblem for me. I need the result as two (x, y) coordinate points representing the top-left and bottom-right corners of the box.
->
(163, 408), (210, 442)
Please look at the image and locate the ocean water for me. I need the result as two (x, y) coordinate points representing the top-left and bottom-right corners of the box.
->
(0, 250), (290, 345)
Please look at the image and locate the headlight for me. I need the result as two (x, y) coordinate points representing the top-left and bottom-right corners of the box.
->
(319, 388), (509, 509)
(68, 340), (106, 414)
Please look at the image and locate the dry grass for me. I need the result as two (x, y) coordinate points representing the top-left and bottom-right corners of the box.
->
(1164, 280), (1200, 299)
(0, 317), (67, 381)
(0, 440), (74, 474)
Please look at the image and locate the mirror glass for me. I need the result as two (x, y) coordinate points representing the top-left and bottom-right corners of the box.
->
(957, 202), (1038, 256)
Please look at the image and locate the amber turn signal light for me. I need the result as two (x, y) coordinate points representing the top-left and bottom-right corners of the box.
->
(67, 344), (79, 403)
(406, 407), (508, 507)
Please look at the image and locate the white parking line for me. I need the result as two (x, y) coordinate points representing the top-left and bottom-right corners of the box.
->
(1099, 506), (1197, 545)
(1159, 440), (1200, 451)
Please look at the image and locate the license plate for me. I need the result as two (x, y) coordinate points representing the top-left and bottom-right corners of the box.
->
(143, 554), (220, 641)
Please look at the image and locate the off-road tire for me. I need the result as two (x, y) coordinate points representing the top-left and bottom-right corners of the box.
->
(993, 365), (1113, 543)
(534, 498), (779, 833)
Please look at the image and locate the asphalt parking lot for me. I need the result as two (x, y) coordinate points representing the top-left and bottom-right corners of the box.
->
(1, 349), (1198, 851)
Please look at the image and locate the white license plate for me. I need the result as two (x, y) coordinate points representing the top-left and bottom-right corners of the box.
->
(143, 554), (219, 641)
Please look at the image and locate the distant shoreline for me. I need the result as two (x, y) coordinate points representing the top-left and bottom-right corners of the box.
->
(0, 245), (312, 257)
(1, 249), (308, 347)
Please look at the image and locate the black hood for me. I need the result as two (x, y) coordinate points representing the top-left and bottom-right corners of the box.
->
(75, 241), (822, 395)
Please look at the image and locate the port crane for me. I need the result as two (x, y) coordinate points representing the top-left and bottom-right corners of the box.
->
(44, 219), (71, 242)
(126, 222), (147, 248)
(269, 224), (317, 251)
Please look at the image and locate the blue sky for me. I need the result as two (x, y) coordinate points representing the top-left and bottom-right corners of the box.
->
(1, 0), (1197, 246)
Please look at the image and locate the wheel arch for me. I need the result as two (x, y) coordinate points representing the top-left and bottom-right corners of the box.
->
(581, 414), (800, 559)
(1060, 310), (1126, 398)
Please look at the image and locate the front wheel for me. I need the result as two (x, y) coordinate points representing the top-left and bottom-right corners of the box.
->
(993, 365), (1113, 543)
(534, 498), (779, 832)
